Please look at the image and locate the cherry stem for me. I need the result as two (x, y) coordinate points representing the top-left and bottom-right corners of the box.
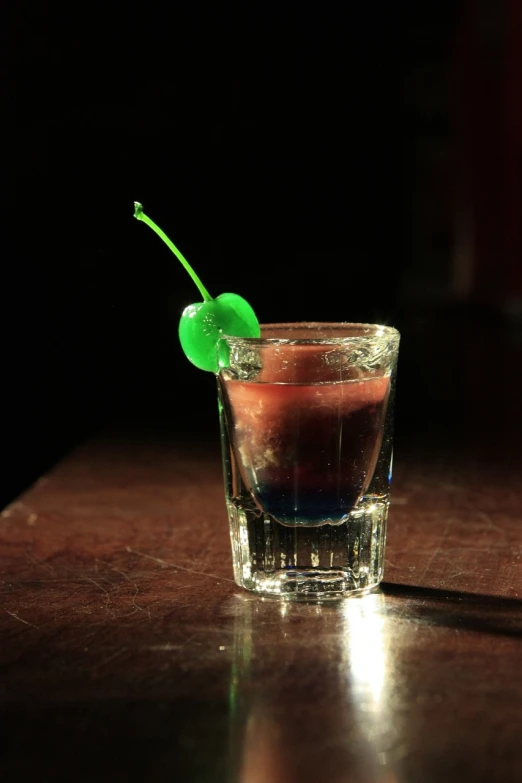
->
(134, 202), (212, 302)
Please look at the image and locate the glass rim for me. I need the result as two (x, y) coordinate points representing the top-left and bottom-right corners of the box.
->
(221, 321), (400, 345)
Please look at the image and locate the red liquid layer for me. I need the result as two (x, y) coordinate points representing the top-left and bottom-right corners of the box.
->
(223, 376), (390, 525)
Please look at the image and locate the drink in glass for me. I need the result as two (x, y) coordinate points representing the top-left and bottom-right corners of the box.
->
(218, 323), (400, 598)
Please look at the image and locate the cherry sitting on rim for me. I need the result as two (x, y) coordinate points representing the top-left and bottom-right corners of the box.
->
(133, 202), (260, 372)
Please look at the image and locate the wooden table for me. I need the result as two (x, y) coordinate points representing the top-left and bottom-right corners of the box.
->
(1, 432), (521, 782)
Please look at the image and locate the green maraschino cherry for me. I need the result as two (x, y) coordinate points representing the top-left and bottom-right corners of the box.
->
(134, 202), (260, 372)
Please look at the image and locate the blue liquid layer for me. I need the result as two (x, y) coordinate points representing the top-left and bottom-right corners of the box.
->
(253, 477), (363, 526)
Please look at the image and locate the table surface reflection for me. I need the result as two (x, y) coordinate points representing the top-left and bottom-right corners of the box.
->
(1, 434), (521, 782)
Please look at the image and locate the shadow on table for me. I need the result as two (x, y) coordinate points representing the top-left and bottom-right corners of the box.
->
(382, 582), (522, 638)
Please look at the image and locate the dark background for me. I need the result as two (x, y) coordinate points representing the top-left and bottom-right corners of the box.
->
(4, 1), (522, 508)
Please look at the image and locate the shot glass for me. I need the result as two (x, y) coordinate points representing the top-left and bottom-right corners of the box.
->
(217, 323), (400, 598)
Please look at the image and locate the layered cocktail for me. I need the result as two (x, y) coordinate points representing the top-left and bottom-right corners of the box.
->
(218, 323), (399, 597)
(134, 205), (400, 598)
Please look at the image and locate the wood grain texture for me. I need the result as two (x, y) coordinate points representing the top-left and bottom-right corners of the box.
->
(1, 434), (521, 782)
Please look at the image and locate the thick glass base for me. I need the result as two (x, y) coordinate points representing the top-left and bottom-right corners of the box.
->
(227, 496), (388, 599)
